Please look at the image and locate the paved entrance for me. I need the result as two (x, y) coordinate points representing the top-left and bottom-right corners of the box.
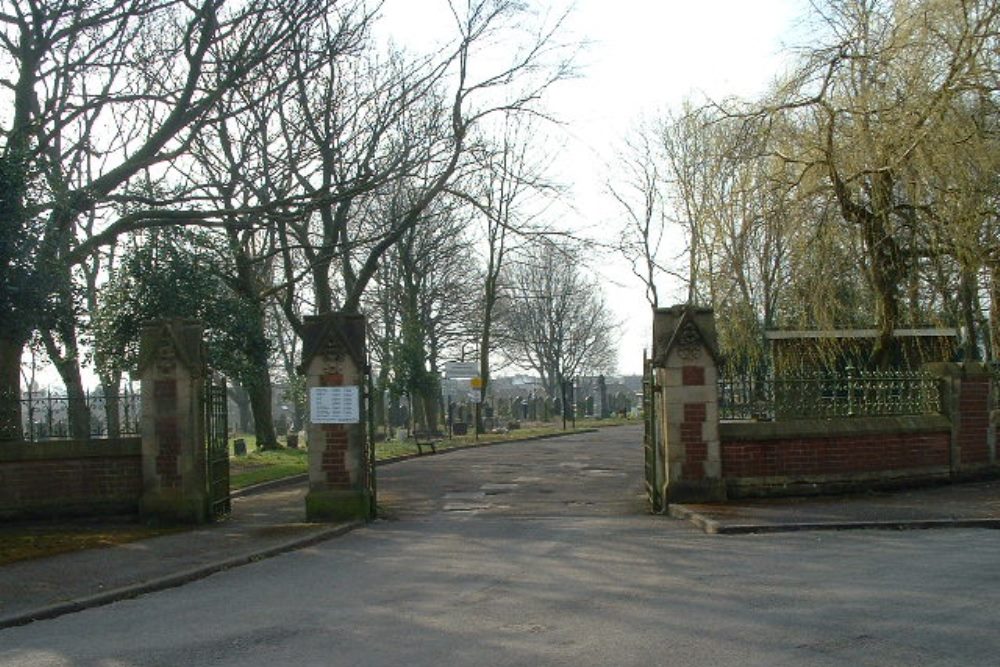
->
(377, 426), (648, 519)
(4, 425), (1000, 666)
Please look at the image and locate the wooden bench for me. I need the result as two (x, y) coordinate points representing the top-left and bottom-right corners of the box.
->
(412, 430), (444, 455)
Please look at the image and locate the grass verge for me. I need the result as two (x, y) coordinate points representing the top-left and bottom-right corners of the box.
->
(0, 522), (184, 566)
(230, 446), (309, 490)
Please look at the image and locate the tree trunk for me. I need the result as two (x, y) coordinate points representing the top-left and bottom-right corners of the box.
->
(416, 392), (438, 432)
(63, 369), (90, 440)
(959, 266), (981, 362)
(98, 371), (122, 438)
(0, 335), (24, 441)
(864, 221), (902, 370)
(42, 332), (91, 439)
(229, 385), (253, 434)
(246, 366), (278, 450)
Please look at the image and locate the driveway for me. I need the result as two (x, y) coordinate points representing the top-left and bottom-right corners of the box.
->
(2, 425), (998, 666)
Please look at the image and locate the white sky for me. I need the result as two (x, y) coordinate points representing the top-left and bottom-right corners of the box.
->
(382, 0), (807, 376)
(547, 0), (805, 375)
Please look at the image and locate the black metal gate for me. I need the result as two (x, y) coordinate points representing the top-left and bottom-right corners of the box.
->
(643, 354), (664, 513)
(364, 362), (377, 518)
(204, 374), (230, 520)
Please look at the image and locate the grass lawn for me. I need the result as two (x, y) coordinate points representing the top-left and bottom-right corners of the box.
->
(229, 441), (309, 490)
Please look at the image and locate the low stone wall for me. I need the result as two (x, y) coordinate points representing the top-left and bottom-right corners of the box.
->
(0, 438), (142, 519)
(720, 416), (953, 498)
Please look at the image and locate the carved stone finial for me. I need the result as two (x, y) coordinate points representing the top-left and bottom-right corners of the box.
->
(155, 329), (178, 373)
(323, 335), (346, 363)
(652, 305), (719, 367)
(676, 322), (703, 360)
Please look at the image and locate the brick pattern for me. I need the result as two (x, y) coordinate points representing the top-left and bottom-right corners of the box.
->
(154, 415), (180, 487)
(319, 371), (352, 488)
(322, 425), (351, 488)
(721, 432), (950, 478)
(0, 456), (142, 508)
(321, 372), (344, 387)
(957, 378), (990, 465)
(682, 366), (705, 386)
(681, 401), (707, 480)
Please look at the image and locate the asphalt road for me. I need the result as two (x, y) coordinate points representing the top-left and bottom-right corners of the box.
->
(2, 425), (999, 666)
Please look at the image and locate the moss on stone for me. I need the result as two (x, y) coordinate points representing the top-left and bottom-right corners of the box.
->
(305, 489), (372, 522)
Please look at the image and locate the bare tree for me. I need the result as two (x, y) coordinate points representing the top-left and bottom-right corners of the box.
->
(498, 242), (618, 398)
(175, 9), (374, 447)
(366, 201), (477, 431)
(452, 111), (560, 418)
(608, 119), (673, 309)
(264, 0), (575, 408)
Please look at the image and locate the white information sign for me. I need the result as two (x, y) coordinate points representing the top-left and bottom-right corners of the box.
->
(445, 361), (478, 379)
(310, 386), (361, 424)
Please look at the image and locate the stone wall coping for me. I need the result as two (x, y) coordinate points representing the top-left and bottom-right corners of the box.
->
(0, 437), (142, 463)
(720, 415), (950, 442)
(724, 467), (953, 499)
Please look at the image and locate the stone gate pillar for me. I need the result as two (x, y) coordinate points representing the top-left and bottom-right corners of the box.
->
(138, 319), (210, 523)
(652, 306), (726, 503)
(924, 362), (996, 476)
(299, 313), (373, 522)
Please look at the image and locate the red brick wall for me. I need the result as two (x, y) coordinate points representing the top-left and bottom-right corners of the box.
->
(0, 439), (142, 518)
(722, 431), (951, 478)
(957, 377), (990, 465)
(682, 365), (705, 386)
(681, 402), (707, 480)
(319, 371), (352, 489)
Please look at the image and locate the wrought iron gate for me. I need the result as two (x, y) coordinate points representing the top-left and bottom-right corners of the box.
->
(643, 354), (664, 513)
(364, 362), (377, 518)
(204, 374), (231, 520)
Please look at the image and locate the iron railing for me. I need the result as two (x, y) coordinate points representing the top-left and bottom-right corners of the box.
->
(3, 389), (141, 442)
(718, 373), (774, 421)
(719, 368), (940, 421)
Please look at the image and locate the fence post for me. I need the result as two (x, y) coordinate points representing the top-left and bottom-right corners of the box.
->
(651, 305), (726, 503)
